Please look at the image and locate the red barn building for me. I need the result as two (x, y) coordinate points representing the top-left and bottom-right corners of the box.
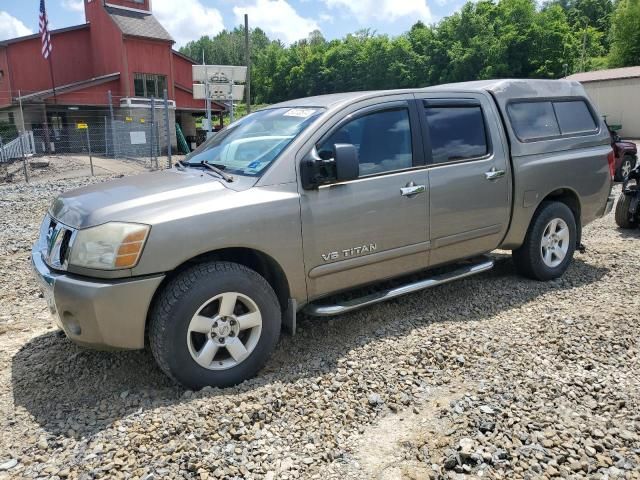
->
(0, 0), (225, 151)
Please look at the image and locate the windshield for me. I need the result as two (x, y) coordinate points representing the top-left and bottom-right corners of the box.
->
(185, 107), (324, 176)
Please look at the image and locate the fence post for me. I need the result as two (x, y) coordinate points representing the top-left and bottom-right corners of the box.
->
(104, 116), (108, 156)
(163, 89), (171, 169)
(18, 132), (29, 183)
(85, 127), (94, 176)
(0, 135), (4, 163)
(150, 96), (156, 169)
(108, 90), (116, 159)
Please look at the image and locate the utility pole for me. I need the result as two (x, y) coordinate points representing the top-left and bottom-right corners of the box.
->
(581, 22), (588, 72)
(163, 88), (172, 169)
(230, 86), (234, 124)
(150, 96), (156, 168)
(108, 90), (116, 158)
(244, 14), (251, 114)
(17, 89), (26, 133)
(203, 50), (212, 138)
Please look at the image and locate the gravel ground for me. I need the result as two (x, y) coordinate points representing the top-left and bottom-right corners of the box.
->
(1, 156), (91, 184)
(0, 175), (639, 480)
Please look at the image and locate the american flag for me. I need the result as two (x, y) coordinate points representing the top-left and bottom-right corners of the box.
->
(39, 0), (52, 59)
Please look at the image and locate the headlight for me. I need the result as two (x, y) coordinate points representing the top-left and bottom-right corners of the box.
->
(68, 222), (150, 270)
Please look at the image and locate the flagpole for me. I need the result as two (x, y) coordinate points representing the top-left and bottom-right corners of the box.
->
(47, 50), (57, 103)
(40, 0), (56, 102)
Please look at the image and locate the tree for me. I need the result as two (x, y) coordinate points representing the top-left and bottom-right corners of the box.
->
(179, 0), (623, 105)
(609, 0), (640, 66)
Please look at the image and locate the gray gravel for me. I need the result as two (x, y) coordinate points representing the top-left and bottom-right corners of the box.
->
(0, 176), (639, 480)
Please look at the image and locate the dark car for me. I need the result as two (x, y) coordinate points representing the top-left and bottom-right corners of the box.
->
(607, 124), (637, 181)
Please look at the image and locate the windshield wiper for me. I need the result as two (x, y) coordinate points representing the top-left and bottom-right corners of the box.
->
(175, 159), (187, 170)
(201, 161), (234, 182)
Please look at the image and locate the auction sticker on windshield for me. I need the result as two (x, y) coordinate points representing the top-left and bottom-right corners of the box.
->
(284, 108), (317, 118)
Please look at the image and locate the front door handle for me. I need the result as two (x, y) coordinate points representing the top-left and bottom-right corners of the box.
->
(400, 182), (426, 197)
(484, 167), (506, 181)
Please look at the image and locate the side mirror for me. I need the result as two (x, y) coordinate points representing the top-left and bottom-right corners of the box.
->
(334, 143), (359, 182)
(300, 144), (359, 190)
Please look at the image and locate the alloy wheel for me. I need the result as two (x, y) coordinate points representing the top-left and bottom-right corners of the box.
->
(186, 292), (262, 370)
(540, 218), (570, 268)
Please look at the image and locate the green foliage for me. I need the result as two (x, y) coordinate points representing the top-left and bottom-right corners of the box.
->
(0, 121), (18, 142)
(608, 0), (640, 66)
(180, 0), (628, 106)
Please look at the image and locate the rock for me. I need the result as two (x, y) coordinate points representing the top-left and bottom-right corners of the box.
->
(0, 459), (18, 471)
(458, 438), (475, 458)
(368, 393), (383, 406)
(479, 405), (494, 414)
(30, 161), (50, 169)
(479, 420), (496, 433)
(443, 451), (459, 470)
(493, 449), (509, 463)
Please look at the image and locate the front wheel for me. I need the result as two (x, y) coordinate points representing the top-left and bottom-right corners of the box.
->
(149, 261), (281, 389)
(512, 201), (577, 281)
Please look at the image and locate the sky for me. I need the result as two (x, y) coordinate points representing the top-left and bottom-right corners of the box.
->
(0, 0), (463, 48)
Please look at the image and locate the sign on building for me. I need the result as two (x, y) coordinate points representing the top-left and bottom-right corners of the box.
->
(130, 131), (147, 145)
(192, 65), (247, 84)
(192, 65), (247, 101)
(193, 83), (245, 101)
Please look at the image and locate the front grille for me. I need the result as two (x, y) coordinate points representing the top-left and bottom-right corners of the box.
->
(41, 216), (76, 271)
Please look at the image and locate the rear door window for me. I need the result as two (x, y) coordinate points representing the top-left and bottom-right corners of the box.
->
(508, 101), (560, 140)
(424, 106), (488, 163)
(553, 100), (597, 134)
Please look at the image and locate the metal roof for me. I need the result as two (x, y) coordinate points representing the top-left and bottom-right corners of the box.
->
(106, 6), (173, 42)
(16, 72), (120, 102)
(566, 66), (640, 83)
(0, 24), (89, 47)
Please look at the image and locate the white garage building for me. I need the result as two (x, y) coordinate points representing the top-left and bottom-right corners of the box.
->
(567, 66), (640, 138)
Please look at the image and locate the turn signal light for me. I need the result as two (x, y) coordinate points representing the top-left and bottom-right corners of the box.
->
(114, 230), (149, 268)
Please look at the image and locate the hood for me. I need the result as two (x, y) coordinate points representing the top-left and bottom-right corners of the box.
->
(50, 169), (255, 229)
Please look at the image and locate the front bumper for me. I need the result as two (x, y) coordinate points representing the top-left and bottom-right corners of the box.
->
(31, 245), (164, 350)
(604, 193), (616, 216)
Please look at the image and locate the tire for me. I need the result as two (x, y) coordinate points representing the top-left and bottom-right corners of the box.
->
(615, 186), (638, 229)
(512, 201), (577, 281)
(149, 261), (281, 389)
(615, 156), (634, 182)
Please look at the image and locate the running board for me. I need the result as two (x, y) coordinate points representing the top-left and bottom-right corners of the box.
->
(303, 256), (494, 317)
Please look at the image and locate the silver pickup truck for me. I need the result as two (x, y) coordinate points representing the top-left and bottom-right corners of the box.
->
(32, 79), (615, 388)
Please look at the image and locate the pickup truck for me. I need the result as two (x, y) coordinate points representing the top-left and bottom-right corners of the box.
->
(32, 79), (615, 388)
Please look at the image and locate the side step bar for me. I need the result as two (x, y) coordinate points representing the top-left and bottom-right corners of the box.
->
(303, 256), (494, 317)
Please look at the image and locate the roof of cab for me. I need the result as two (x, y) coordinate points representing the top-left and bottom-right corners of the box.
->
(268, 79), (588, 109)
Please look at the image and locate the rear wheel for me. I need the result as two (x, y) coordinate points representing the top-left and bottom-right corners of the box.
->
(615, 185), (638, 229)
(149, 261), (281, 389)
(616, 155), (635, 182)
(513, 201), (577, 281)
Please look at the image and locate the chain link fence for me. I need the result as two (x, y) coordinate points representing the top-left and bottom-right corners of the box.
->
(0, 90), (179, 183)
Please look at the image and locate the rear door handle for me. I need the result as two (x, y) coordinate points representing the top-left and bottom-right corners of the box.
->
(400, 183), (426, 197)
(484, 168), (506, 180)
